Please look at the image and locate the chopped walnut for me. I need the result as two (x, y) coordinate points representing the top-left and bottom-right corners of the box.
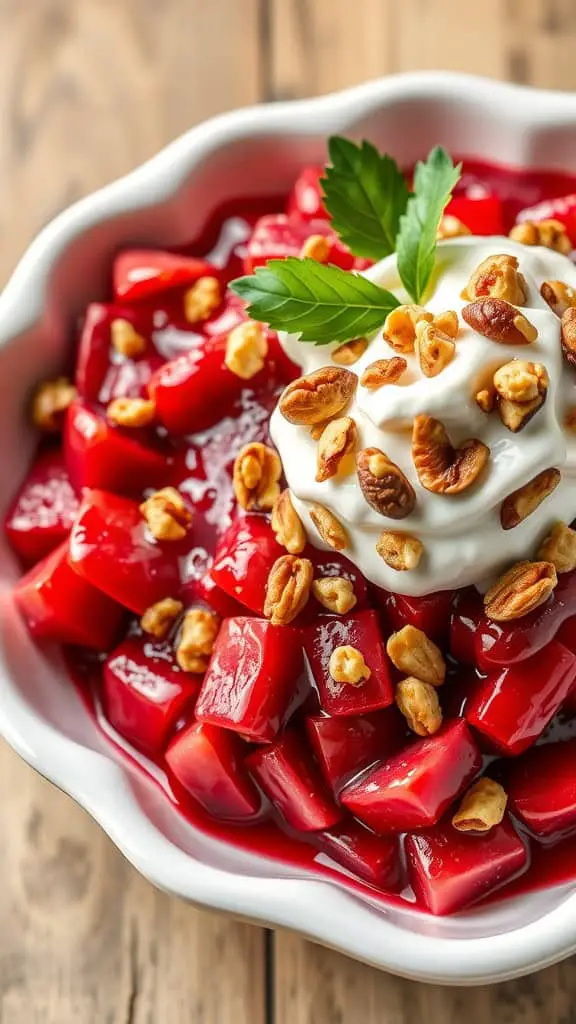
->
(561, 307), (576, 369)
(308, 503), (349, 551)
(140, 598), (183, 639)
(437, 214), (471, 240)
(331, 338), (368, 365)
(300, 234), (330, 262)
(329, 645), (371, 686)
(31, 377), (77, 432)
(264, 555), (313, 626)
(537, 522), (576, 573)
(140, 487), (193, 541)
(415, 321), (456, 377)
(498, 394), (546, 433)
(316, 416), (357, 483)
(271, 489), (306, 554)
(412, 415), (489, 495)
(484, 561), (557, 621)
(500, 468), (561, 530)
(312, 577), (357, 614)
(233, 442), (281, 511)
(360, 357), (407, 390)
(452, 778), (507, 833)
(396, 677), (443, 736)
(386, 625), (446, 686)
(176, 608), (220, 673)
(184, 276), (222, 323)
(540, 280), (576, 318)
(376, 531), (423, 571)
(225, 321), (268, 379)
(107, 396), (156, 428)
(464, 253), (528, 304)
(475, 388), (496, 414)
(110, 318), (147, 357)
(510, 219), (572, 255)
(493, 361), (548, 404)
(434, 310), (459, 338)
(383, 305), (433, 353)
(357, 448), (416, 519)
(279, 366), (356, 425)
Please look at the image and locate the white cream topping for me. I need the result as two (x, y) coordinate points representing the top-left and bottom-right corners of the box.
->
(270, 237), (576, 596)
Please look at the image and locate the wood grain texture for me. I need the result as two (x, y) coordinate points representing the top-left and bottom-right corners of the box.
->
(2, 0), (576, 1021)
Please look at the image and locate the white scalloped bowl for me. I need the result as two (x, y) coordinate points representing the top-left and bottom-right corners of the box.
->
(2, 72), (576, 985)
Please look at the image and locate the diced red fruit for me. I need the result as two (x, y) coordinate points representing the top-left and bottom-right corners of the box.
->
(405, 817), (528, 916)
(465, 641), (576, 756)
(450, 573), (576, 670)
(191, 572), (246, 619)
(195, 617), (304, 742)
(303, 610), (394, 717)
(5, 449), (79, 566)
(375, 587), (455, 640)
(75, 302), (157, 402)
(341, 719), (482, 834)
(210, 515), (285, 615)
(246, 730), (342, 832)
(148, 332), (271, 436)
(244, 214), (356, 273)
(514, 193), (576, 246)
(68, 489), (182, 614)
(166, 721), (262, 822)
(113, 249), (219, 303)
(312, 820), (402, 892)
(103, 635), (198, 757)
(65, 400), (171, 497)
(286, 165), (327, 221)
(14, 540), (123, 649)
(306, 708), (406, 794)
(506, 739), (576, 838)
(444, 195), (505, 236)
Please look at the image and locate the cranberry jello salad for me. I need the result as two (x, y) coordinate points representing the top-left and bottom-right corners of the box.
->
(8, 137), (576, 917)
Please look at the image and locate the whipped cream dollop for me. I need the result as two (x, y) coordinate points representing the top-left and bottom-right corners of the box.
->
(270, 237), (576, 596)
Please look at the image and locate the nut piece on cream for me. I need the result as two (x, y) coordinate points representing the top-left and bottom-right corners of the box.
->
(270, 236), (576, 597)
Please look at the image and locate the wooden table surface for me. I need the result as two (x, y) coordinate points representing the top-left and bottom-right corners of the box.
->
(2, 1), (576, 1020)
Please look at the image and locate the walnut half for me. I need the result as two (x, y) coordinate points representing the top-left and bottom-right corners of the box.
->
(484, 561), (557, 621)
(386, 625), (446, 686)
(452, 778), (507, 833)
(356, 448), (416, 519)
(412, 415), (489, 495)
(500, 468), (561, 530)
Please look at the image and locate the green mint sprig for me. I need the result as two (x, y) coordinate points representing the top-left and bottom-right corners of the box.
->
(230, 258), (399, 345)
(396, 146), (462, 304)
(320, 137), (410, 261)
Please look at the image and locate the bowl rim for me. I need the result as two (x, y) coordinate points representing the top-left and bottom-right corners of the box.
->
(3, 70), (576, 984)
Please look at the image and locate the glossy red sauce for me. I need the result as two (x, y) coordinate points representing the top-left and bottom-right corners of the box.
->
(27, 157), (576, 915)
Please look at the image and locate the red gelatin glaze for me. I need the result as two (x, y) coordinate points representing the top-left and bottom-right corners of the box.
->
(5, 449), (78, 566)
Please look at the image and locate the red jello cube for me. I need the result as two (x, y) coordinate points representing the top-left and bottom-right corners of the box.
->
(68, 489), (181, 614)
(5, 449), (78, 566)
(514, 193), (576, 246)
(405, 817), (528, 915)
(14, 540), (123, 649)
(210, 516), (285, 615)
(244, 214), (356, 273)
(286, 165), (327, 221)
(166, 722), (261, 822)
(375, 588), (455, 640)
(246, 730), (342, 831)
(507, 738), (576, 838)
(75, 302), (157, 403)
(450, 575), (576, 671)
(306, 708), (406, 794)
(103, 635), (198, 757)
(113, 249), (218, 303)
(444, 194), (505, 235)
(465, 641), (576, 756)
(148, 332), (268, 435)
(303, 610), (394, 717)
(312, 820), (401, 891)
(65, 400), (171, 496)
(341, 719), (482, 834)
(195, 617), (304, 742)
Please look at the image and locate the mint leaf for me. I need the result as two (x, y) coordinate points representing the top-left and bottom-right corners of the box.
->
(230, 258), (400, 344)
(321, 137), (410, 260)
(396, 146), (461, 304)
